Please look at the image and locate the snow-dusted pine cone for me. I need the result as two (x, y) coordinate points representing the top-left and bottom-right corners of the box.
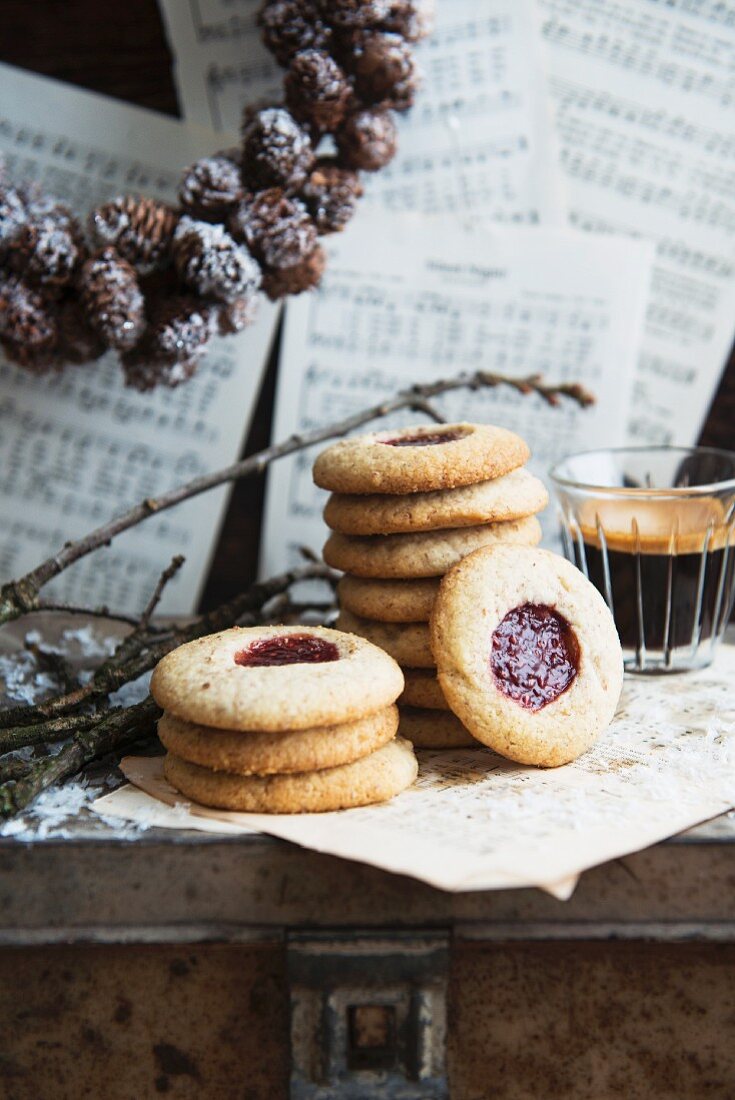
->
(10, 214), (85, 290)
(121, 296), (216, 391)
(89, 196), (178, 275)
(172, 217), (262, 304)
(261, 243), (325, 300)
(300, 160), (363, 234)
(78, 248), (146, 351)
(229, 189), (317, 270)
(179, 156), (245, 222)
(284, 50), (352, 131)
(348, 31), (419, 110)
(258, 0), (333, 66)
(382, 0), (435, 41)
(241, 108), (315, 191)
(319, 0), (392, 29)
(0, 276), (59, 372)
(336, 107), (398, 170)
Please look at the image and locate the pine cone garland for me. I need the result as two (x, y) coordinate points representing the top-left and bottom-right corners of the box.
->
(258, 0), (332, 66)
(348, 31), (419, 110)
(179, 156), (245, 221)
(78, 248), (146, 351)
(89, 196), (178, 275)
(0, 276), (59, 371)
(229, 189), (317, 270)
(10, 214), (84, 290)
(336, 107), (398, 171)
(173, 217), (262, 304)
(319, 0), (392, 29)
(241, 108), (315, 191)
(300, 160), (363, 234)
(284, 50), (352, 131)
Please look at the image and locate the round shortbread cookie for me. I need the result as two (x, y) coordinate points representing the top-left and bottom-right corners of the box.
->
(336, 610), (434, 668)
(158, 706), (399, 776)
(399, 707), (477, 749)
(431, 546), (623, 767)
(313, 422), (530, 495)
(324, 516), (542, 579)
(399, 669), (449, 710)
(151, 625), (404, 732)
(163, 736), (418, 813)
(324, 468), (548, 535)
(338, 576), (440, 623)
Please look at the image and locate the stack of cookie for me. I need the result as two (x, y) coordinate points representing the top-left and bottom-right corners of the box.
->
(151, 625), (417, 813)
(313, 422), (548, 748)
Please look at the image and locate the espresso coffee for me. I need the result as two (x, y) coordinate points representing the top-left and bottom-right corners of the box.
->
(573, 499), (735, 658)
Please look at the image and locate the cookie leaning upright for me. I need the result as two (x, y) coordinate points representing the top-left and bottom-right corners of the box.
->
(314, 422), (547, 750)
(431, 546), (624, 767)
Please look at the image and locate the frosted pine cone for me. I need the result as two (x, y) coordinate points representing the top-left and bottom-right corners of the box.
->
(349, 31), (418, 110)
(217, 296), (259, 335)
(58, 300), (106, 365)
(78, 248), (146, 351)
(173, 217), (262, 304)
(122, 297), (216, 391)
(89, 196), (178, 275)
(10, 214), (84, 290)
(261, 244), (325, 300)
(179, 156), (245, 221)
(319, 0), (392, 29)
(284, 50), (351, 131)
(0, 276), (59, 372)
(229, 189), (316, 270)
(301, 161), (363, 234)
(259, 0), (332, 66)
(241, 108), (315, 191)
(336, 108), (397, 170)
(0, 180), (26, 258)
(382, 0), (435, 40)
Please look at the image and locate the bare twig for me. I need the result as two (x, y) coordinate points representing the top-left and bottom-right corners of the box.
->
(0, 370), (593, 625)
(0, 712), (99, 754)
(0, 698), (159, 819)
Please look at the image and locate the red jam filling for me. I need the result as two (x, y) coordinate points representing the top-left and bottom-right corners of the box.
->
(490, 603), (579, 711)
(381, 430), (465, 447)
(234, 634), (340, 667)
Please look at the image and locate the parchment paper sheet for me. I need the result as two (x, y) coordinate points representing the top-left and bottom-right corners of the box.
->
(94, 647), (735, 899)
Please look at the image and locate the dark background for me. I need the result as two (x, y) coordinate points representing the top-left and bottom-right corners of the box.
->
(3, 0), (734, 611)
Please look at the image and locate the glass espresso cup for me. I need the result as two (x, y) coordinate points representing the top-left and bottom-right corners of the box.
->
(550, 447), (735, 673)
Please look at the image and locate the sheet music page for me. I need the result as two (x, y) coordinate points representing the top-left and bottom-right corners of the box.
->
(107, 644), (735, 896)
(0, 64), (279, 614)
(158, 0), (565, 224)
(365, 0), (564, 222)
(540, 0), (735, 445)
(158, 0), (284, 130)
(260, 214), (652, 577)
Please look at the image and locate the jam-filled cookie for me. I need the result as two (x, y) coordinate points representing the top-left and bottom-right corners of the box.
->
(158, 706), (399, 776)
(338, 576), (441, 623)
(324, 468), (548, 535)
(336, 610), (434, 668)
(163, 736), (418, 813)
(324, 516), (542, 579)
(431, 546), (623, 767)
(151, 625), (404, 732)
(398, 707), (477, 749)
(313, 422), (530, 495)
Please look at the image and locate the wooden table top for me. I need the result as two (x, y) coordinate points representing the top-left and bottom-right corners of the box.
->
(3, 0), (734, 613)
